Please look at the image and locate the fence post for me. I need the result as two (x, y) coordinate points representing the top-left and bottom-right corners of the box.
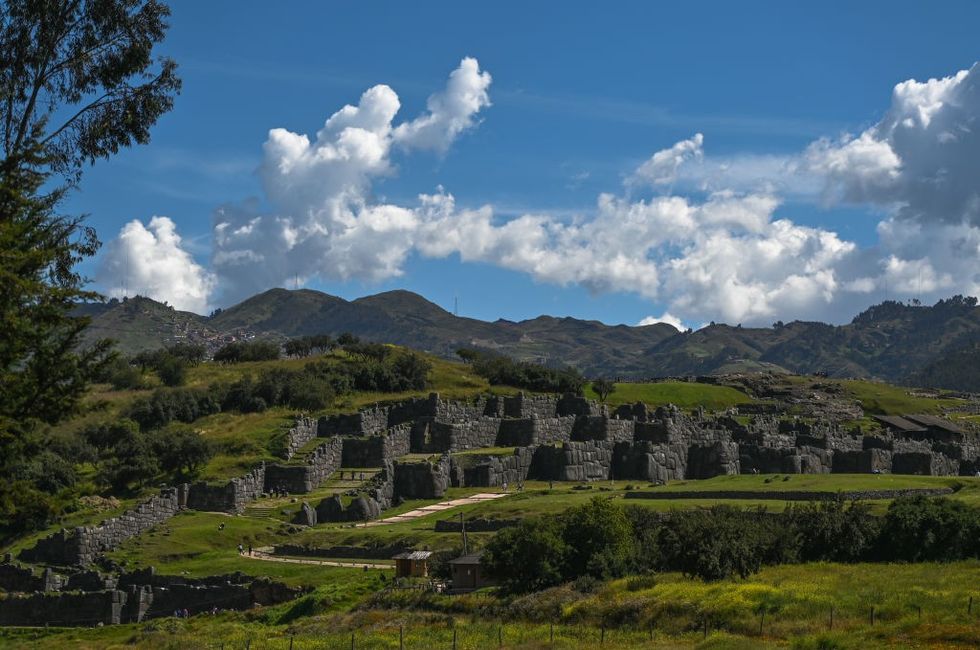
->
(289, 634), (294, 650)
(759, 611), (764, 636)
(829, 606), (834, 630)
(970, 596), (974, 615)
(400, 625), (404, 650)
(453, 627), (457, 650)
(351, 631), (355, 650)
(550, 622), (554, 645)
(600, 626), (605, 645)
(703, 618), (708, 639)
(498, 625), (502, 648)
(870, 607), (876, 626)
(916, 605), (922, 620)
(245, 639), (251, 650)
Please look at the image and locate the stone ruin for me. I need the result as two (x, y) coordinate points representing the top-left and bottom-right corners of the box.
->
(0, 562), (302, 627)
(13, 390), (979, 576)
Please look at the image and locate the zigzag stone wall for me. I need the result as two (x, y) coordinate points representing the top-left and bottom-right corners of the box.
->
(19, 488), (186, 567)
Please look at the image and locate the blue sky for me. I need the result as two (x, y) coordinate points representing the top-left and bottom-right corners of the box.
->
(75, 2), (980, 327)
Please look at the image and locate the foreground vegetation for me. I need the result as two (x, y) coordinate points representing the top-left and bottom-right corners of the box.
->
(4, 560), (978, 648)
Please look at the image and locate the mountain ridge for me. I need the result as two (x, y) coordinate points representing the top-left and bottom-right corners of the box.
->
(80, 289), (980, 389)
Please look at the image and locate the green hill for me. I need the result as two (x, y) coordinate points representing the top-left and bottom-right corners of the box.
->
(81, 290), (980, 390)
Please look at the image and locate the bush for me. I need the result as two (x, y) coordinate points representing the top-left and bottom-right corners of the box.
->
(657, 507), (772, 581)
(788, 499), (879, 562)
(482, 517), (567, 593)
(97, 355), (144, 390)
(156, 355), (187, 387)
(100, 430), (159, 491)
(128, 387), (221, 431)
(152, 427), (213, 476)
(458, 348), (584, 394)
(213, 340), (280, 363)
(879, 496), (980, 562)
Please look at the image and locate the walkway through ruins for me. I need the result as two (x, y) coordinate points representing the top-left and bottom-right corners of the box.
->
(362, 492), (508, 527)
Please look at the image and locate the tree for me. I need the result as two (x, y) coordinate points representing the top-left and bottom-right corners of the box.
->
(561, 497), (634, 579)
(0, 0), (181, 181)
(152, 427), (212, 476)
(101, 429), (158, 491)
(482, 517), (567, 593)
(0, 149), (112, 462)
(591, 378), (616, 403)
(0, 0), (179, 536)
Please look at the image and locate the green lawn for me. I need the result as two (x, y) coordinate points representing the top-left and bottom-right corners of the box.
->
(584, 381), (751, 410)
(840, 378), (967, 415)
(653, 472), (977, 493)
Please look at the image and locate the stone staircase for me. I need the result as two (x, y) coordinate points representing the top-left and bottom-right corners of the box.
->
(242, 506), (277, 518)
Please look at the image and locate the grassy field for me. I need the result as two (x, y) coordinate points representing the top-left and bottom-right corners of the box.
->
(583, 381), (751, 410)
(838, 379), (967, 415)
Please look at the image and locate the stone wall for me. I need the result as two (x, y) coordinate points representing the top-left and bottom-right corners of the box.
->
(529, 441), (613, 481)
(833, 449), (892, 474)
(393, 455), (451, 499)
(686, 442), (740, 479)
(503, 393), (560, 419)
(281, 416), (319, 459)
(0, 570), (302, 627)
(624, 487), (955, 502)
(429, 418), (501, 452)
(316, 462), (395, 523)
(265, 437), (343, 493)
(572, 416), (635, 442)
(0, 589), (127, 626)
(461, 447), (535, 487)
(186, 465), (265, 514)
(0, 563), (63, 593)
(19, 487), (185, 567)
(341, 425), (411, 467)
(496, 417), (576, 447)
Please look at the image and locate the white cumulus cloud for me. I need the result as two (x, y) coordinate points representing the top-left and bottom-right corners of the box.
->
(638, 313), (685, 330)
(98, 217), (216, 313)
(98, 60), (980, 328)
(805, 63), (980, 226)
(210, 57), (491, 305)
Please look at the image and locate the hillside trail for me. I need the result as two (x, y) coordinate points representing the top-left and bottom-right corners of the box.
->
(244, 547), (390, 569)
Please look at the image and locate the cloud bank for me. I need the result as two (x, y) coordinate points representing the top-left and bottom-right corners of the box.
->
(99, 60), (980, 327)
(98, 216), (216, 313)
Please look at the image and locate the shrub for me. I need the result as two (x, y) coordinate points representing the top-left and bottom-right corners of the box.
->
(658, 507), (771, 581)
(156, 355), (187, 387)
(152, 427), (213, 476)
(458, 348), (584, 394)
(100, 430), (159, 491)
(213, 340), (280, 363)
(879, 495), (980, 562)
(482, 517), (567, 593)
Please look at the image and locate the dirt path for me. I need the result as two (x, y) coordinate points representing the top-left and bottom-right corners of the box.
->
(244, 547), (390, 569)
(363, 492), (508, 527)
